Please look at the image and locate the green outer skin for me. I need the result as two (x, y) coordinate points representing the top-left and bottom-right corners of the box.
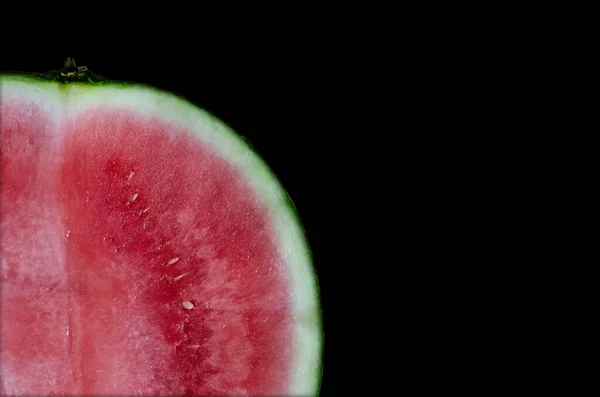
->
(0, 72), (324, 396)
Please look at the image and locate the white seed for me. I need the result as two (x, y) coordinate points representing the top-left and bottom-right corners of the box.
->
(189, 344), (200, 349)
(127, 171), (135, 181)
(143, 207), (150, 213)
(174, 273), (186, 281)
(131, 193), (139, 202)
(182, 301), (194, 310)
(167, 257), (179, 265)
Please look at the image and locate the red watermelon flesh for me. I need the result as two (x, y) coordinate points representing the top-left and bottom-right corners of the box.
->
(0, 75), (321, 396)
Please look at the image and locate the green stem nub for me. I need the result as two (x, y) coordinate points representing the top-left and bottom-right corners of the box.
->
(39, 57), (107, 84)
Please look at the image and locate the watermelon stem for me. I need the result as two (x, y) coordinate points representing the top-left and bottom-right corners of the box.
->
(38, 57), (108, 84)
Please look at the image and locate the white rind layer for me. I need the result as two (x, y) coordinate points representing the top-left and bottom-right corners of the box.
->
(0, 76), (322, 396)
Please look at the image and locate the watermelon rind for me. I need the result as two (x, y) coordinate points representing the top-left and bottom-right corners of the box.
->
(0, 72), (323, 396)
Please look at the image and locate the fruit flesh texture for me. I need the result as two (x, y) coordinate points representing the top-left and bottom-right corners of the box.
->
(0, 98), (295, 395)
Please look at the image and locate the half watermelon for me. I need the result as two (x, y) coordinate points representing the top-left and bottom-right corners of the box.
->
(0, 60), (322, 396)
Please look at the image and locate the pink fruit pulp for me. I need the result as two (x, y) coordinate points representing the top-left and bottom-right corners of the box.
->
(0, 98), (295, 396)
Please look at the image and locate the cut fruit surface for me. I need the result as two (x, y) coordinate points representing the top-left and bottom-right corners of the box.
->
(0, 74), (322, 396)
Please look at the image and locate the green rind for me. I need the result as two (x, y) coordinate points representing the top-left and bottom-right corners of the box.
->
(0, 72), (324, 396)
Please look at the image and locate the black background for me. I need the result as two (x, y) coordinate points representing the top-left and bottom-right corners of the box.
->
(1, 49), (346, 396)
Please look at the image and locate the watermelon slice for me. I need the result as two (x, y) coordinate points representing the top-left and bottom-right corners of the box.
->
(0, 60), (322, 396)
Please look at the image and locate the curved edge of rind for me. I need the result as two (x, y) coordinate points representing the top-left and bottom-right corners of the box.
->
(191, 103), (324, 396)
(0, 72), (324, 396)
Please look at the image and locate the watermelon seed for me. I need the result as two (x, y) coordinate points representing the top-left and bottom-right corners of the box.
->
(130, 193), (139, 202)
(182, 301), (194, 310)
(189, 344), (200, 349)
(173, 273), (188, 281)
(167, 257), (180, 265)
(143, 207), (150, 213)
(127, 171), (135, 181)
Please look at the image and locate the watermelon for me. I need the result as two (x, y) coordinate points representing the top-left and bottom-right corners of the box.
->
(0, 60), (323, 396)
